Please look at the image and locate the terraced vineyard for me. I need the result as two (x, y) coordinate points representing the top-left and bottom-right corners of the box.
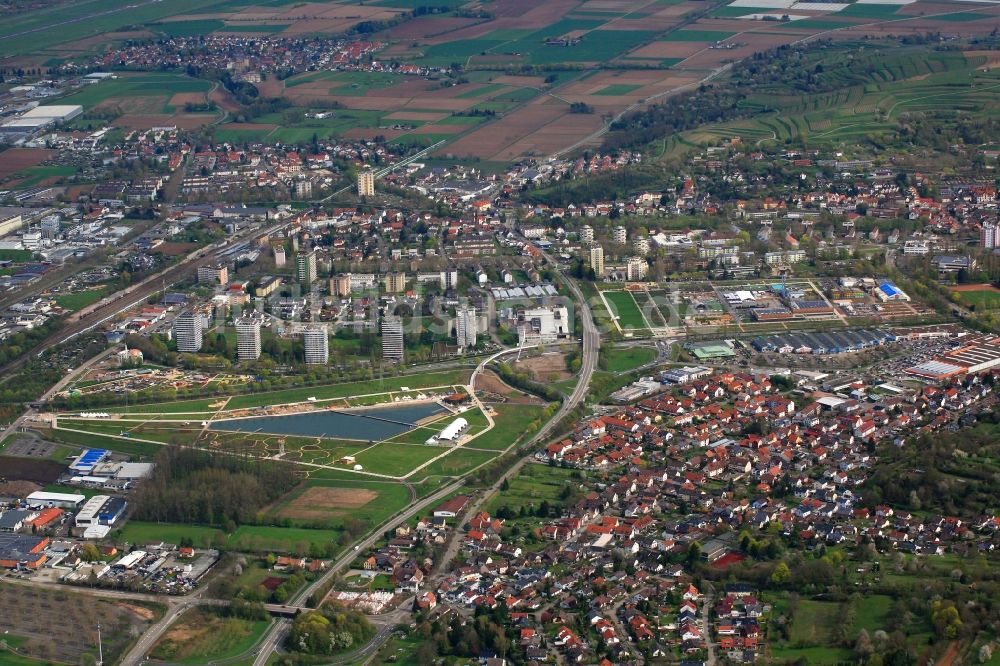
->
(664, 47), (1000, 156)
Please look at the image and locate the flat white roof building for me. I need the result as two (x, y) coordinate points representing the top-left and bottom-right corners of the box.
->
(75, 495), (111, 527)
(1, 105), (82, 131)
(26, 491), (86, 508)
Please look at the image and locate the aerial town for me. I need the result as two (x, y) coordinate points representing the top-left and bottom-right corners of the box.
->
(1, 0), (1000, 665)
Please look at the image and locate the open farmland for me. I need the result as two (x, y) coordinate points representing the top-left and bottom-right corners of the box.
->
(55, 72), (217, 130)
(3, 0), (997, 155)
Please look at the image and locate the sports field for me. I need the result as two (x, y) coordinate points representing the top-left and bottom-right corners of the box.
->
(603, 290), (650, 330)
(951, 285), (1000, 310)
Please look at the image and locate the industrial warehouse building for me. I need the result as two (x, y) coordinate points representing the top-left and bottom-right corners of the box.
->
(25, 491), (86, 509)
(74, 495), (127, 528)
(908, 334), (1000, 380)
(752, 329), (894, 354)
(0, 534), (49, 569)
(0, 104), (82, 134)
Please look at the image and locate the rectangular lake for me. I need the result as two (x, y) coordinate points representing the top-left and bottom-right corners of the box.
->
(209, 402), (445, 441)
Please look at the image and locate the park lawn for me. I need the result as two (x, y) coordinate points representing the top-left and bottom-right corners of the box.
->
(48, 426), (162, 458)
(465, 403), (548, 451)
(108, 397), (224, 413)
(601, 346), (656, 372)
(54, 287), (112, 312)
(603, 290), (648, 329)
(150, 607), (271, 665)
(224, 370), (471, 410)
(411, 448), (497, 480)
(352, 442), (443, 477)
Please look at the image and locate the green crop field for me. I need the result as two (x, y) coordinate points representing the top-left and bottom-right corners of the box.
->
(603, 290), (649, 329)
(837, 3), (901, 18)
(0, 0), (234, 58)
(595, 84), (643, 96)
(57, 73), (210, 111)
(10, 165), (79, 188)
(662, 29), (736, 42)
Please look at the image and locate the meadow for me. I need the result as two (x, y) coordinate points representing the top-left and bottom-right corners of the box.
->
(150, 607), (271, 665)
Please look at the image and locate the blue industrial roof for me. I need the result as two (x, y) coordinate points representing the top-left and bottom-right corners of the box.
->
(880, 281), (899, 297)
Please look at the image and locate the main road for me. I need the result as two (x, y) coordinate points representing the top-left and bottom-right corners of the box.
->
(248, 243), (601, 665)
(432, 243), (600, 575)
(243, 478), (466, 666)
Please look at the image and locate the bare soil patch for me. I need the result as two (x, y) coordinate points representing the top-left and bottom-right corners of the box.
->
(0, 148), (55, 179)
(0, 456), (65, 484)
(273, 486), (378, 521)
(476, 370), (543, 404)
(513, 353), (573, 382)
(169, 92), (207, 107)
(951, 283), (1000, 293)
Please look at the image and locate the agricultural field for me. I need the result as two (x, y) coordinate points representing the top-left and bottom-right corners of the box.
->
(0, 583), (160, 665)
(3, 0), (1000, 155)
(56, 72), (217, 130)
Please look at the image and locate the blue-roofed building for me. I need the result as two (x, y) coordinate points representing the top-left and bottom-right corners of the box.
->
(69, 449), (110, 473)
(876, 281), (909, 302)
